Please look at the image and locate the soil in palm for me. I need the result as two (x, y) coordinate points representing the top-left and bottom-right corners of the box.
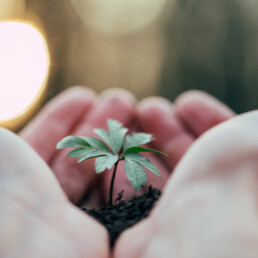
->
(81, 186), (161, 248)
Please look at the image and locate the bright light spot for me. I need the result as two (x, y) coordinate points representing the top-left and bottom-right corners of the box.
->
(0, 21), (49, 121)
(71, 0), (167, 34)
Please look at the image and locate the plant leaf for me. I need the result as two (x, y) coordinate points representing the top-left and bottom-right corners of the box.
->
(123, 133), (152, 151)
(124, 152), (161, 177)
(67, 148), (93, 157)
(107, 119), (128, 153)
(56, 136), (91, 149)
(124, 146), (168, 157)
(94, 119), (128, 154)
(67, 148), (111, 163)
(81, 136), (109, 151)
(93, 128), (111, 148)
(95, 155), (119, 173)
(124, 156), (147, 191)
(77, 150), (111, 163)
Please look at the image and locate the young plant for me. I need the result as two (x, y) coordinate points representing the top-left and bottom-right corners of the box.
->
(56, 119), (167, 205)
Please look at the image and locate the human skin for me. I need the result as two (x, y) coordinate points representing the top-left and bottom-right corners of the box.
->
(20, 87), (234, 206)
(4, 86), (255, 258)
(0, 127), (109, 258)
(114, 110), (258, 258)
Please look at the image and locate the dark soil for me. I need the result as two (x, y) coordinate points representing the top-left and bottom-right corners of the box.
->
(81, 186), (161, 248)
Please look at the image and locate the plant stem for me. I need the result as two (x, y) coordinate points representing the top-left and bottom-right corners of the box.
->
(109, 161), (119, 205)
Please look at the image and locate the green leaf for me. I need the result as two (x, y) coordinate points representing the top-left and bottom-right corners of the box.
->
(124, 156), (147, 191)
(56, 136), (91, 149)
(67, 148), (111, 162)
(94, 119), (128, 154)
(95, 155), (119, 173)
(77, 150), (111, 163)
(123, 133), (152, 151)
(124, 152), (161, 177)
(66, 148), (92, 157)
(81, 137), (109, 151)
(124, 146), (168, 158)
(93, 128), (110, 148)
(108, 119), (128, 154)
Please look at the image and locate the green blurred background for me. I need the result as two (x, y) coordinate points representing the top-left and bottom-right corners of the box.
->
(2, 0), (258, 113)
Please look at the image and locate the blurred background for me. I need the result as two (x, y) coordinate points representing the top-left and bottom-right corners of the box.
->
(1, 0), (258, 123)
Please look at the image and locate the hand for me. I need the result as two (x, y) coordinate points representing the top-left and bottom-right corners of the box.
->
(114, 109), (258, 257)
(20, 87), (233, 206)
(3, 87), (236, 257)
(103, 90), (234, 202)
(0, 127), (109, 258)
(20, 86), (137, 206)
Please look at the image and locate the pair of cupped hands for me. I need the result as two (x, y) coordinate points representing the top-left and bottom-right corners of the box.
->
(1, 86), (258, 258)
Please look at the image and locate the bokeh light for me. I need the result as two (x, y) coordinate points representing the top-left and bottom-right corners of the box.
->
(0, 21), (49, 128)
(70, 0), (167, 34)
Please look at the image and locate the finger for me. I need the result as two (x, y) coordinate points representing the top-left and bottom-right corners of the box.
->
(115, 111), (258, 258)
(137, 97), (194, 169)
(52, 88), (137, 204)
(175, 90), (235, 136)
(20, 86), (96, 163)
(0, 128), (109, 258)
(77, 88), (137, 132)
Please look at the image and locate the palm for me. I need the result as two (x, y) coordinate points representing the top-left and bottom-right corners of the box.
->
(0, 127), (108, 258)
(114, 111), (258, 258)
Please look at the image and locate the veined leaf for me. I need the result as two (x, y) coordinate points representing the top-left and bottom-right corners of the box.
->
(56, 136), (91, 149)
(123, 133), (152, 151)
(124, 156), (147, 191)
(81, 136), (109, 151)
(77, 150), (111, 163)
(67, 148), (93, 157)
(94, 119), (128, 154)
(124, 152), (161, 177)
(93, 128), (111, 148)
(124, 146), (168, 157)
(67, 148), (111, 162)
(95, 155), (119, 173)
(107, 119), (128, 153)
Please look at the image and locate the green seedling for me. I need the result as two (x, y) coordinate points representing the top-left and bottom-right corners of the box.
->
(56, 119), (167, 205)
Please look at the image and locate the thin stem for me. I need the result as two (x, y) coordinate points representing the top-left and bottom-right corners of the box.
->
(109, 161), (119, 205)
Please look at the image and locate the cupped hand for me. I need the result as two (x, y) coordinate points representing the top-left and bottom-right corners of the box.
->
(114, 110), (258, 257)
(14, 86), (236, 257)
(20, 87), (233, 206)
(0, 127), (109, 258)
(20, 86), (138, 206)
(103, 91), (234, 202)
